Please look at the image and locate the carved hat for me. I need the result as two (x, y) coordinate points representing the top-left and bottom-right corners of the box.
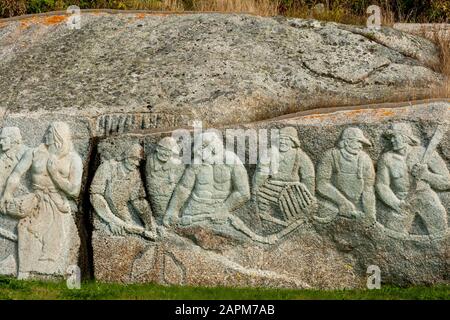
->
(0, 127), (22, 144)
(279, 127), (300, 147)
(385, 123), (420, 146)
(157, 137), (180, 154)
(341, 127), (372, 146)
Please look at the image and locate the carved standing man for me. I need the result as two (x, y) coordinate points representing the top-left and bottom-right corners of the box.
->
(376, 123), (450, 234)
(0, 122), (82, 279)
(91, 144), (156, 239)
(164, 132), (250, 227)
(316, 127), (376, 220)
(254, 126), (316, 222)
(146, 137), (184, 221)
(0, 127), (28, 274)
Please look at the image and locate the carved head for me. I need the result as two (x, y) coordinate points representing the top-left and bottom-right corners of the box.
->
(279, 127), (300, 152)
(339, 127), (372, 155)
(194, 131), (224, 164)
(0, 127), (22, 152)
(156, 137), (180, 163)
(44, 122), (74, 156)
(122, 144), (143, 170)
(385, 123), (420, 151)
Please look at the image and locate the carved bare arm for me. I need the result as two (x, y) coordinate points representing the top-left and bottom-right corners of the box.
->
(225, 162), (251, 212)
(299, 152), (315, 196)
(131, 188), (156, 233)
(164, 166), (195, 226)
(48, 153), (83, 198)
(90, 164), (145, 236)
(361, 157), (376, 219)
(1, 149), (34, 203)
(375, 156), (402, 212)
(418, 152), (450, 190)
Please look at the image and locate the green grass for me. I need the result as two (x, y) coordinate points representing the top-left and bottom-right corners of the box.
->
(0, 276), (448, 300)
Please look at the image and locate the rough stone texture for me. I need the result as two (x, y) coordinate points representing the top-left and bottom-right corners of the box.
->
(91, 101), (449, 289)
(0, 111), (93, 279)
(0, 12), (444, 127)
(0, 12), (448, 287)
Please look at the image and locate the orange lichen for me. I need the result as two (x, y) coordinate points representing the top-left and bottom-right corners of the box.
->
(43, 15), (67, 25)
(135, 13), (147, 19)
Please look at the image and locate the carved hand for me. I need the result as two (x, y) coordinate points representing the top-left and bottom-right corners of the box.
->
(339, 200), (356, 218)
(392, 199), (409, 214)
(163, 210), (178, 227)
(109, 224), (126, 236)
(47, 155), (59, 177)
(411, 163), (430, 182)
(0, 193), (12, 212)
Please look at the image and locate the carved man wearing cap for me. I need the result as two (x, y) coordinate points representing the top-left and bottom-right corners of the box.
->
(317, 127), (376, 220)
(91, 143), (156, 239)
(376, 123), (450, 234)
(146, 137), (184, 221)
(254, 126), (316, 223)
(0, 127), (28, 197)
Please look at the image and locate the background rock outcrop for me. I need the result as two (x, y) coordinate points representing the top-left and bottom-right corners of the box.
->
(0, 12), (445, 126)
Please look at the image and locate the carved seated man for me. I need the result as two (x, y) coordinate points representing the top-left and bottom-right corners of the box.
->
(163, 132), (250, 227)
(376, 123), (450, 234)
(90, 144), (156, 239)
(254, 126), (316, 223)
(146, 137), (184, 221)
(316, 127), (376, 221)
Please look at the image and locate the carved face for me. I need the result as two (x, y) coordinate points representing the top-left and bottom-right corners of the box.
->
(344, 138), (363, 155)
(156, 146), (172, 163)
(0, 135), (11, 151)
(391, 133), (407, 151)
(279, 137), (293, 152)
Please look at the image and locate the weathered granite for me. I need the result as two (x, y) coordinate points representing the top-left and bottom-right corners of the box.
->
(0, 112), (93, 279)
(0, 11), (448, 287)
(91, 101), (450, 288)
(0, 12), (445, 127)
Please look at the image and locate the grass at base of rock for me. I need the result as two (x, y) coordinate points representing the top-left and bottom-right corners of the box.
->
(0, 276), (448, 300)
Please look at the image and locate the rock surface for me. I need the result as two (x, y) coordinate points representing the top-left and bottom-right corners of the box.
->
(0, 12), (445, 127)
(0, 12), (448, 288)
(91, 101), (450, 288)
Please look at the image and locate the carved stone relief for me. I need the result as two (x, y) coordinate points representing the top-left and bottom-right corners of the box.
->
(0, 122), (82, 279)
(376, 123), (450, 236)
(163, 132), (251, 227)
(145, 137), (184, 222)
(87, 103), (450, 287)
(315, 127), (376, 224)
(254, 127), (317, 228)
(96, 113), (189, 137)
(90, 143), (156, 240)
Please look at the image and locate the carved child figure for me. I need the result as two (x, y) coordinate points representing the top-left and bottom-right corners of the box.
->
(163, 132), (250, 227)
(91, 143), (156, 239)
(376, 123), (450, 234)
(254, 126), (316, 222)
(0, 122), (82, 279)
(146, 137), (184, 221)
(316, 127), (376, 221)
